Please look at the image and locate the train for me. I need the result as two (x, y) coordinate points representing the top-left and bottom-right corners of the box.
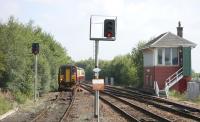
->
(58, 64), (85, 91)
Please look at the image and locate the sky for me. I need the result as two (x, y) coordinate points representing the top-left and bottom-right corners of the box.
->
(0, 0), (200, 72)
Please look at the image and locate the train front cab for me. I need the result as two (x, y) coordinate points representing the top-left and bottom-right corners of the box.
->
(58, 65), (77, 91)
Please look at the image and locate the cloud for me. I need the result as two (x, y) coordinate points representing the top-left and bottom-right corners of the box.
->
(27, 0), (65, 6)
(0, 1), (21, 22)
(100, 0), (124, 16)
(0, 0), (200, 72)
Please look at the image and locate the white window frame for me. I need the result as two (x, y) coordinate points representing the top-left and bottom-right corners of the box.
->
(172, 48), (179, 65)
(157, 48), (163, 65)
(156, 48), (179, 66)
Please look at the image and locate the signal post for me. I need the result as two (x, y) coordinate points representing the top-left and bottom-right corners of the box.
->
(32, 43), (39, 102)
(90, 15), (117, 122)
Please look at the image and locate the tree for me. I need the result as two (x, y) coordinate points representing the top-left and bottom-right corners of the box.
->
(0, 17), (71, 100)
(75, 41), (146, 87)
(76, 58), (94, 80)
(130, 41), (146, 87)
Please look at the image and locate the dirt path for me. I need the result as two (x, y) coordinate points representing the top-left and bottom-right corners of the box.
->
(66, 89), (128, 122)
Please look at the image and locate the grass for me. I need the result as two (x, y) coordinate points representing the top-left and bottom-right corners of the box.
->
(168, 90), (186, 100)
(191, 96), (200, 104)
(168, 90), (200, 104)
(0, 94), (13, 115)
(13, 91), (27, 104)
(0, 91), (28, 115)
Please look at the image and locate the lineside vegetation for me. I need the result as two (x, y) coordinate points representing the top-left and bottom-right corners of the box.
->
(0, 17), (71, 104)
(76, 41), (146, 88)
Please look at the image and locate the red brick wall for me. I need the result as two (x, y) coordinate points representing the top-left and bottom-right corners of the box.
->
(143, 67), (155, 91)
(154, 66), (180, 89)
(143, 66), (189, 93)
(172, 76), (191, 93)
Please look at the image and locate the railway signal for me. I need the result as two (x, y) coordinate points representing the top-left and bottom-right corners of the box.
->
(32, 43), (39, 102)
(32, 43), (39, 55)
(90, 15), (117, 121)
(104, 19), (115, 38)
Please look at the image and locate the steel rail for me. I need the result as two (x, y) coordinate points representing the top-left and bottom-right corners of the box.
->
(109, 85), (200, 113)
(31, 92), (62, 122)
(81, 84), (171, 122)
(80, 85), (139, 122)
(104, 86), (200, 121)
(59, 89), (76, 122)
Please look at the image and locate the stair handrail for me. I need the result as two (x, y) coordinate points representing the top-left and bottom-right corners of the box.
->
(166, 71), (183, 86)
(165, 67), (183, 86)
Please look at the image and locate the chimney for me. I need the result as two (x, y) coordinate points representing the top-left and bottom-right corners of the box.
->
(177, 21), (183, 37)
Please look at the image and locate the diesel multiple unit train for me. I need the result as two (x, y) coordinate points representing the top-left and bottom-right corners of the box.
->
(58, 64), (85, 91)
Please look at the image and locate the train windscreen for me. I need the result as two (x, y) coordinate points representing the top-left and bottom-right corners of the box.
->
(60, 67), (65, 75)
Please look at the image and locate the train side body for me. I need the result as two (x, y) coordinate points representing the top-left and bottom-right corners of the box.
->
(77, 67), (85, 82)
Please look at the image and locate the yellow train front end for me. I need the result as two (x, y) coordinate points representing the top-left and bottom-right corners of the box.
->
(58, 65), (77, 91)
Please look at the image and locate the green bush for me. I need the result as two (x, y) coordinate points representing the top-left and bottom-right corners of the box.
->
(13, 91), (27, 104)
(0, 95), (12, 115)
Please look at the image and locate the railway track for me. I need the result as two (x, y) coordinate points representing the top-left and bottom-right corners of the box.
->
(104, 85), (200, 121)
(31, 90), (75, 122)
(59, 90), (76, 122)
(81, 83), (200, 121)
(112, 85), (200, 113)
(81, 84), (171, 122)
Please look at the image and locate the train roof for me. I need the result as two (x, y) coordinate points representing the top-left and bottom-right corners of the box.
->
(59, 64), (75, 68)
(59, 64), (84, 70)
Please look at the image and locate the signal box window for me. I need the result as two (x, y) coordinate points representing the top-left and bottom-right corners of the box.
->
(172, 48), (178, 65)
(157, 48), (179, 66)
(165, 48), (171, 65)
(158, 48), (163, 65)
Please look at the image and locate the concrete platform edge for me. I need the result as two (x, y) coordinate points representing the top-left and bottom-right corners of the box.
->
(0, 107), (18, 120)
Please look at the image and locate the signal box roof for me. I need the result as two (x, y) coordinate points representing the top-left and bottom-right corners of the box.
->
(143, 32), (197, 49)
